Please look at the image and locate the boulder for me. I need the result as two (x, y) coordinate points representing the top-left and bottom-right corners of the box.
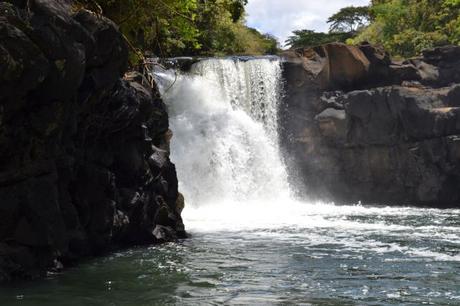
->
(321, 43), (370, 89)
(280, 43), (460, 206)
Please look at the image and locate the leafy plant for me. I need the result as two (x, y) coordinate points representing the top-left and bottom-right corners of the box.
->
(285, 30), (351, 49)
(288, 0), (459, 57)
(80, 0), (277, 58)
(351, 0), (460, 57)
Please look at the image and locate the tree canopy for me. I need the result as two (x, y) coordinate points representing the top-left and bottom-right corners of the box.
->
(287, 0), (460, 57)
(351, 0), (460, 57)
(327, 6), (370, 34)
(285, 30), (352, 49)
(78, 0), (279, 59)
(285, 6), (368, 49)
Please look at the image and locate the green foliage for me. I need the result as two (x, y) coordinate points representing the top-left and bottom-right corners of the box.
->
(285, 30), (351, 49)
(83, 0), (277, 58)
(226, 0), (247, 22)
(442, 0), (460, 44)
(228, 27), (279, 55)
(285, 6), (367, 49)
(288, 0), (459, 57)
(327, 6), (370, 33)
(352, 0), (460, 57)
(391, 30), (448, 58)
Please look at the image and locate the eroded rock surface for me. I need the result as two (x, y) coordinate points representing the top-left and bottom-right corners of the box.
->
(0, 0), (185, 282)
(281, 42), (460, 206)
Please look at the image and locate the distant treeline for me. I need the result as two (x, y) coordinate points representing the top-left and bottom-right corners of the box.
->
(77, 0), (278, 59)
(286, 0), (460, 57)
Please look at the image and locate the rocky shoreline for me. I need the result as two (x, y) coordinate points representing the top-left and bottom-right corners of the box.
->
(0, 0), (185, 282)
(1, 0), (459, 284)
(281, 43), (460, 207)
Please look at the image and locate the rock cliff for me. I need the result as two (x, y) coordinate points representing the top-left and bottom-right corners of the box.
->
(281, 42), (460, 207)
(0, 0), (185, 282)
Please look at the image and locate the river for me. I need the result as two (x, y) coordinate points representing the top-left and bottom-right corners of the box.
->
(1, 58), (459, 305)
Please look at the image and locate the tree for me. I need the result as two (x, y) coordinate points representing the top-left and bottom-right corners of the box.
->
(288, 0), (459, 56)
(285, 30), (351, 49)
(79, 0), (275, 58)
(285, 5), (368, 49)
(261, 33), (280, 54)
(226, 0), (248, 22)
(327, 6), (370, 33)
(351, 0), (459, 57)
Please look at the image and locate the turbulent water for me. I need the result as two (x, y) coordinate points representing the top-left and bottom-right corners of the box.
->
(2, 58), (460, 305)
(157, 57), (290, 205)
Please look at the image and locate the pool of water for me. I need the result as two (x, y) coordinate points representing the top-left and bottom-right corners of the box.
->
(1, 202), (460, 305)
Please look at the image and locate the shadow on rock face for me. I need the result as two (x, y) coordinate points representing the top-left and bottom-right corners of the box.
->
(280, 42), (460, 207)
(0, 1), (186, 282)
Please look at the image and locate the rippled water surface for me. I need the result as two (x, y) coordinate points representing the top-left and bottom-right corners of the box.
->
(1, 202), (460, 305)
(3, 58), (459, 305)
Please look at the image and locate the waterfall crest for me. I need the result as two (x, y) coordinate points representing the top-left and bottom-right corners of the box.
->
(155, 58), (291, 206)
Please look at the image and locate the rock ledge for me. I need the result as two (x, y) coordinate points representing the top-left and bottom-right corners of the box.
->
(281, 42), (460, 206)
(0, 0), (185, 282)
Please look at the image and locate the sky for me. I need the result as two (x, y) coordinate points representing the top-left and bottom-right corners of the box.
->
(246, 0), (370, 46)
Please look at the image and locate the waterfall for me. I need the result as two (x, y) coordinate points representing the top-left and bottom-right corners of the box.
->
(155, 57), (292, 207)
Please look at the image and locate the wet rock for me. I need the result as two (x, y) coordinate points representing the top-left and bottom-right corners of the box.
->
(0, 1), (186, 282)
(74, 9), (128, 91)
(281, 43), (460, 206)
(159, 57), (201, 71)
(0, 11), (50, 104)
(152, 225), (177, 243)
(315, 108), (347, 143)
(14, 217), (48, 247)
(175, 193), (185, 214)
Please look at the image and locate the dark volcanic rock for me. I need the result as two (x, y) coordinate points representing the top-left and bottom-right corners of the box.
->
(281, 42), (460, 207)
(0, 1), (185, 282)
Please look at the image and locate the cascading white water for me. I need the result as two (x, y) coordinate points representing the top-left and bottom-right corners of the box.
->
(154, 60), (460, 275)
(156, 58), (291, 207)
(7, 58), (459, 306)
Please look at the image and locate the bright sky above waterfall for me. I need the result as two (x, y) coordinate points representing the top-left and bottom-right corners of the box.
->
(246, 0), (370, 46)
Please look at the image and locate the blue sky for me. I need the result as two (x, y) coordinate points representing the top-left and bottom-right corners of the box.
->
(246, 0), (370, 46)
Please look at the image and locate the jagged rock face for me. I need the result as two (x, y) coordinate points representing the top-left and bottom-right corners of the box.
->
(0, 0), (185, 282)
(281, 42), (460, 207)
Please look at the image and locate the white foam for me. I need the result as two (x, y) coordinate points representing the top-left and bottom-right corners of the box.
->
(154, 58), (460, 264)
(158, 58), (290, 206)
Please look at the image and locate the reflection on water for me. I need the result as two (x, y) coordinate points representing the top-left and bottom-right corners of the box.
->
(1, 202), (460, 306)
